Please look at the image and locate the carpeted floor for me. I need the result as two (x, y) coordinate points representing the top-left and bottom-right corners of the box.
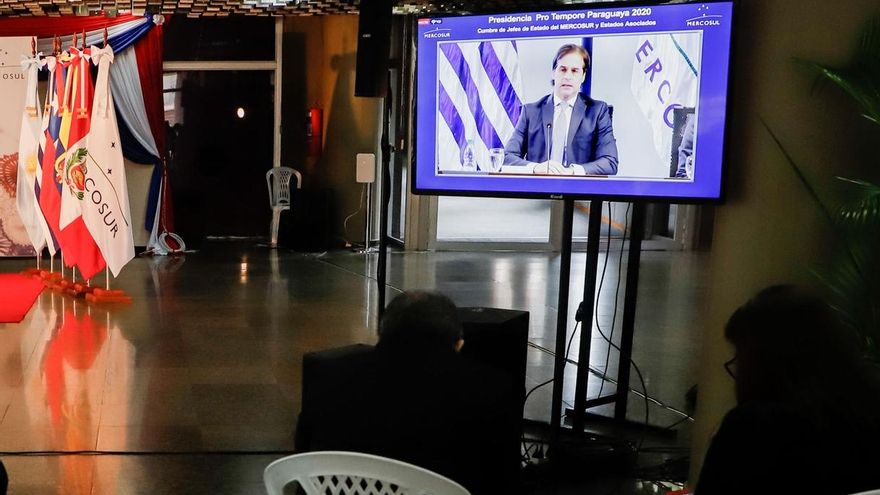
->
(0, 273), (44, 323)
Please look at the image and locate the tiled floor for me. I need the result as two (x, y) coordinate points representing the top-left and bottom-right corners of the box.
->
(0, 241), (707, 494)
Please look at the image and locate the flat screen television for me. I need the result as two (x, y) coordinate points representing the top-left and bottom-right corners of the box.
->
(412, 0), (735, 202)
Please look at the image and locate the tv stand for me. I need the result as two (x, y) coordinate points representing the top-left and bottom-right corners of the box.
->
(551, 200), (647, 432)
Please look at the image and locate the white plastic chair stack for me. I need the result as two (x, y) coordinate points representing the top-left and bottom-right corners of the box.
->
(263, 451), (471, 495)
(266, 166), (302, 248)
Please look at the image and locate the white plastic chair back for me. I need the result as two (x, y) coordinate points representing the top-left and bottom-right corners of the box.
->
(263, 451), (471, 495)
(266, 166), (302, 247)
(267, 166), (301, 209)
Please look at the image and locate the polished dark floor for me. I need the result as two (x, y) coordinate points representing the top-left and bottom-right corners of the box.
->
(0, 241), (707, 494)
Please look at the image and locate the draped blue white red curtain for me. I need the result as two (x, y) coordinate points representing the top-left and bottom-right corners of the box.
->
(0, 13), (173, 254)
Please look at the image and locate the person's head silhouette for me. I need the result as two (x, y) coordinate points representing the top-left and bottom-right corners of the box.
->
(724, 285), (862, 405)
(379, 291), (464, 353)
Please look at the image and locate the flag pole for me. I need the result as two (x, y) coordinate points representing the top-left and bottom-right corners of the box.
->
(60, 252), (64, 279)
(105, 269), (109, 290)
(50, 254), (54, 273)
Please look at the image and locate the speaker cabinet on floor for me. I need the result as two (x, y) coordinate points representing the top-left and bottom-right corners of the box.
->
(457, 307), (530, 407)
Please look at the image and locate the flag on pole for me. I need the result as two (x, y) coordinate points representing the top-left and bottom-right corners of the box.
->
(58, 48), (106, 280)
(436, 41), (524, 171)
(16, 54), (49, 253)
(38, 55), (66, 255)
(39, 49), (106, 280)
(630, 33), (701, 164)
(59, 48), (94, 231)
(81, 45), (134, 277)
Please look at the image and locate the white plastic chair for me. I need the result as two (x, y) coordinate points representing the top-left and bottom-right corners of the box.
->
(263, 451), (471, 495)
(266, 166), (302, 248)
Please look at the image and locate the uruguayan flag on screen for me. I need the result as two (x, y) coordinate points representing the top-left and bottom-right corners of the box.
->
(437, 41), (524, 172)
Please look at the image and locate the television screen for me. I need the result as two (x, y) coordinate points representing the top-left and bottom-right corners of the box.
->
(413, 0), (735, 202)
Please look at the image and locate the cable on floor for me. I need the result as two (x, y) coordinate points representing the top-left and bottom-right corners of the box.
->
(341, 184), (366, 247)
(525, 341), (693, 422)
(313, 252), (406, 295)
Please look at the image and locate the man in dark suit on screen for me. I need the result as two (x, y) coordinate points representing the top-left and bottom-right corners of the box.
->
(295, 291), (521, 494)
(504, 43), (619, 176)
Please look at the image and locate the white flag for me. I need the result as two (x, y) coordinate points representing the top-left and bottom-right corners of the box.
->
(630, 33), (701, 163)
(81, 45), (134, 277)
(16, 55), (49, 253)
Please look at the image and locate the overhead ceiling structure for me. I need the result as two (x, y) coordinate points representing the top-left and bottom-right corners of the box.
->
(0, 0), (604, 18)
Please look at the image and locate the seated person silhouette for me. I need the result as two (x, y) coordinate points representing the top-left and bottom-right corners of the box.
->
(696, 285), (880, 494)
(295, 291), (521, 494)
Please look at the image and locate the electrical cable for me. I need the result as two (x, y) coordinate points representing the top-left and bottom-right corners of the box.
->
(589, 312), (650, 450)
(597, 202), (630, 399)
(566, 203), (653, 454)
(658, 415), (693, 431)
(313, 252), (406, 295)
(525, 341), (692, 421)
(342, 184), (366, 247)
(522, 377), (555, 410)
(589, 201), (615, 369)
(522, 320), (581, 463)
(592, 201), (614, 398)
(524, 321), (581, 406)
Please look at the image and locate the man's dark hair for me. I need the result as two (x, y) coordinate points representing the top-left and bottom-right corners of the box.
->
(725, 285), (865, 405)
(552, 43), (590, 72)
(379, 291), (462, 351)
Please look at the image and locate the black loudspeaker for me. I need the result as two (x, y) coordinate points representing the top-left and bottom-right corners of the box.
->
(279, 187), (338, 251)
(301, 309), (529, 414)
(457, 307), (530, 407)
(355, 0), (393, 97)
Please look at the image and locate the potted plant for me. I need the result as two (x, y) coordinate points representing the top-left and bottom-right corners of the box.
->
(765, 15), (880, 362)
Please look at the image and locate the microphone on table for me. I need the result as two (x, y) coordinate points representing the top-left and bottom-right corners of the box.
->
(546, 123), (552, 166)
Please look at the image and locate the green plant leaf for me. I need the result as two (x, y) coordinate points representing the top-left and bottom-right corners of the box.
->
(760, 119), (835, 225)
(806, 16), (880, 126)
(773, 17), (880, 359)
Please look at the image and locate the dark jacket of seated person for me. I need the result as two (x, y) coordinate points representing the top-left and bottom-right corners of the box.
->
(295, 291), (521, 495)
(696, 285), (880, 495)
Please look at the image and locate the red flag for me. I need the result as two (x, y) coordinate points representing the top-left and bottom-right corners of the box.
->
(38, 56), (66, 253)
(39, 50), (106, 280)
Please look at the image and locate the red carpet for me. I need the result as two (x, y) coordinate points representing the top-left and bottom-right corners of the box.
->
(0, 273), (44, 323)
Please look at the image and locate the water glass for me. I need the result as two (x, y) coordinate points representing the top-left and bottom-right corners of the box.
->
(489, 148), (505, 173)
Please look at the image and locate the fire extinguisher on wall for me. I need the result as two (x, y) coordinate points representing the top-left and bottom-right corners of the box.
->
(307, 106), (323, 157)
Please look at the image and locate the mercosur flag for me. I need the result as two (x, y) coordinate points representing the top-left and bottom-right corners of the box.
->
(16, 55), (49, 252)
(53, 48), (106, 280)
(81, 45), (133, 277)
(630, 33), (700, 163)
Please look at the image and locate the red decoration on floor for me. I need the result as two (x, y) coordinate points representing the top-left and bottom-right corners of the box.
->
(0, 273), (44, 323)
(20, 268), (132, 303)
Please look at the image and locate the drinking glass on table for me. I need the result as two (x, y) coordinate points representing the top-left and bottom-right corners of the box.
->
(489, 148), (505, 173)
